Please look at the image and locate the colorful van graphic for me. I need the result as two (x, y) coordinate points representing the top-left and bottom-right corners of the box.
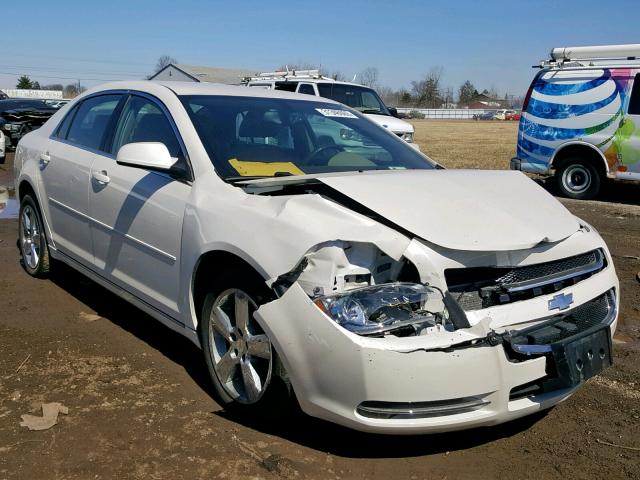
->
(511, 44), (640, 199)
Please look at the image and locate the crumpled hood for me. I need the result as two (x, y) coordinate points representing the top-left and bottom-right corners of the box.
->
(365, 113), (414, 134)
(319, 169), (580, 251)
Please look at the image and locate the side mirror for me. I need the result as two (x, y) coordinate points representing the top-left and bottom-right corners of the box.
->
(116, 142), (174, 171)
(388, 107), (399, 118)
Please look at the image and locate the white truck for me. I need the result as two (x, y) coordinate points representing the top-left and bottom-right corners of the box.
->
(244, 70), (418, 149)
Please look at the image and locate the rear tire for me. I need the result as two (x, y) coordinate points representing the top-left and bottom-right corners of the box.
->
(555, 158), (601, 200)
(199, 268), (293, 421)
(18, 194), (50, 278)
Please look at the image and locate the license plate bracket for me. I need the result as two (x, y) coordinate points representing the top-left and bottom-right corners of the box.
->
(548, 326), (612, 389)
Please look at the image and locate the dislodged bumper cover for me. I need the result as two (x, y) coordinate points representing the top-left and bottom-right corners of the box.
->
(319, 170), (580, 251)
(254, 282), (570, 434)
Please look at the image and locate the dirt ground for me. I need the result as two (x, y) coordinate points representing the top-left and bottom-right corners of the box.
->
(1, 126), (639, 480)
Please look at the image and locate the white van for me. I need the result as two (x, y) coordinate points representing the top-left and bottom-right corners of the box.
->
(511, 44), (640, 199)
(244, 70), (418, 149)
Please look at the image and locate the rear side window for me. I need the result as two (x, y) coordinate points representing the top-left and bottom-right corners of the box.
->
(274, 82), (297, 92)
(66, 94), (122, 151)
(54, 105), (78, 139)
(111, 95), (182, 158)
(629, 74), (640, 115)
(298, 84), (315, 95)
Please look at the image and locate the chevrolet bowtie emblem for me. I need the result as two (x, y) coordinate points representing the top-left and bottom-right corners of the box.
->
(548, 292), (574, 311)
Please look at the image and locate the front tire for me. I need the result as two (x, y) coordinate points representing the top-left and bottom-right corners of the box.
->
(18, 194), (50, 277)
(200, 269), (292, 419)
(555, 158), (601, 200)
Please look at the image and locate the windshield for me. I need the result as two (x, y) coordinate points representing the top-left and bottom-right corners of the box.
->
(316, 83), (389, 115)
(181, 95), (434, 180)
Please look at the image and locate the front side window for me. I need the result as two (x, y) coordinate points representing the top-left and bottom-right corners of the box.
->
(66, 94), (122, 151)
(181, 95), (433, 179)
(316, 83), (389, 115)
(110, 95), (182, 158)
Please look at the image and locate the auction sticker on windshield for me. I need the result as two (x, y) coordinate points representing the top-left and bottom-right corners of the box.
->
(315, 108), (358, 118)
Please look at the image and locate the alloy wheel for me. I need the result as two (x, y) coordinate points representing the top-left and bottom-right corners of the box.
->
(208, 289), (272, 404)
(20, 205), (41, 270)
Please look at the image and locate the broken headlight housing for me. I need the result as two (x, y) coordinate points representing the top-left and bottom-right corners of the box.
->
(313, 282), (448, 336)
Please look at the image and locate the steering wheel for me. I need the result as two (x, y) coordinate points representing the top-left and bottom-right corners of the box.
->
(305, 145), (345, 166)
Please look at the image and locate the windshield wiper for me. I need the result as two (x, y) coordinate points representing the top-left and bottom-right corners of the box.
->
(225, 171), (294, 184)
(361, 109), (388, 115)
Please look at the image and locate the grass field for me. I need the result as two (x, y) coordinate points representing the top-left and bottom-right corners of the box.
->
(410, 119), (519, 170)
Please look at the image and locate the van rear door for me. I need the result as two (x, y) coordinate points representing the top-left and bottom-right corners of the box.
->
(620, 72), (640, 179)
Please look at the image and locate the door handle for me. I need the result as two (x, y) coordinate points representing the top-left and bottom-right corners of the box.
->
(39, 152), (50, 167)
(92, 170), (110, 185)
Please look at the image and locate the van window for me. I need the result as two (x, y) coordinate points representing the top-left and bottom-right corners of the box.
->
(274, 82), (297, 92)
(66, 94), (122, 151)
(629, 74), (640, 115)
(111, 95), (182, 158)
(298, 84), (315, 95)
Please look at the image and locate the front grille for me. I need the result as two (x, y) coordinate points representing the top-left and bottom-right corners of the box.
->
(509, 290), (615, 350)
(446, 249), (606, 311)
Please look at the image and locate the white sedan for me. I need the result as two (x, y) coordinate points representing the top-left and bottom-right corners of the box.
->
(14, 81), (619, 434)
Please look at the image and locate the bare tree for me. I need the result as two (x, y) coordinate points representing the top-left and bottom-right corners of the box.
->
(359, 67), (379, 88)
(277, 62), (318, 72)
(329, 70), (347, 81)
(154, 55), (178, 73)
(411, 67), (444, 108)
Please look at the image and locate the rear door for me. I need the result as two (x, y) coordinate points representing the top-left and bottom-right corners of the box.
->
(88, 93), (191, 317)
(621, 72), (640, 178)
(40, 94), (123, 265)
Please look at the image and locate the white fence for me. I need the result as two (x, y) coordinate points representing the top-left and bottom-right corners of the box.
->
(1, 89), (63, 100)
(397, 108), (491, 120)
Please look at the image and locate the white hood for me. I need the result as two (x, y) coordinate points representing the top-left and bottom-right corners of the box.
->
(365, 113), (414, 134)
(319, 169), (580, 251)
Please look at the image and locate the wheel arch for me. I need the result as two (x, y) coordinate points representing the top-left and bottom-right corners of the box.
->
(549, 142), (610, 176)
(18, 179), (38, 203)
(190, 249), (271, 331)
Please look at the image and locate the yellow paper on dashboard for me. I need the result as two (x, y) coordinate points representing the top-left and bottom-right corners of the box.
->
(229, 159), (305, 177)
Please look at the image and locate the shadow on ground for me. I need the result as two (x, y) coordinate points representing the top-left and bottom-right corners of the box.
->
(46, 260), (550, 459)
(535, 176), (640, 207)
(48, 261), (215, 398)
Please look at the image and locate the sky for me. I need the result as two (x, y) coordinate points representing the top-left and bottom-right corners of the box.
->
(1, 0), (638, 97)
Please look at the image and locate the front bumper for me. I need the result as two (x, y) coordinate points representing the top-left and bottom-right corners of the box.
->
(255, 263), (618, 434)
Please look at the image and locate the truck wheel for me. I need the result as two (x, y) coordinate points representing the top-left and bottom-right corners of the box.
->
(18, 194), (51, 277)
(200, 269), (293, 421)
(556, 158), (601, 200)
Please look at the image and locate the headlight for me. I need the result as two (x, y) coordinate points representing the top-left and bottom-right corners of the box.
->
(4, 124), (20, 132)
(313, 282), (447, 335)
(401, 132), (414, 143)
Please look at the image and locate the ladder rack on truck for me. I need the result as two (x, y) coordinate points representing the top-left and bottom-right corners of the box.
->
(540, 44), (640, 69)
(242, 69), (335, 83)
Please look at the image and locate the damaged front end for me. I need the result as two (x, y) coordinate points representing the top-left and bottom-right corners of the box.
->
(253, 235), (617, 433)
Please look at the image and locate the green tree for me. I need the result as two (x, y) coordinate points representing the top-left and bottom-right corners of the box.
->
(458, 80), (476, 106)
(16, 75), (34, 89)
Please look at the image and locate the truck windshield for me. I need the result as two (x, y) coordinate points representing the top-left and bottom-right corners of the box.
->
(181, 95), (434, 180)
(316, 83), (390, 115)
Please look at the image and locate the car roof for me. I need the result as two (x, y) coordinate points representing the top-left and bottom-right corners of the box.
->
(80, 80), (342, 105)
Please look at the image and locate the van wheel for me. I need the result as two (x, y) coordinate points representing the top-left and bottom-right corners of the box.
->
(200, 270), (292, 420)
(555, 158), (601, 200)
(18, 195), (50, 277)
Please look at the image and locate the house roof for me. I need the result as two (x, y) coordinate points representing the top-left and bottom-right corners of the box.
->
(154, 64), (257, 84)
